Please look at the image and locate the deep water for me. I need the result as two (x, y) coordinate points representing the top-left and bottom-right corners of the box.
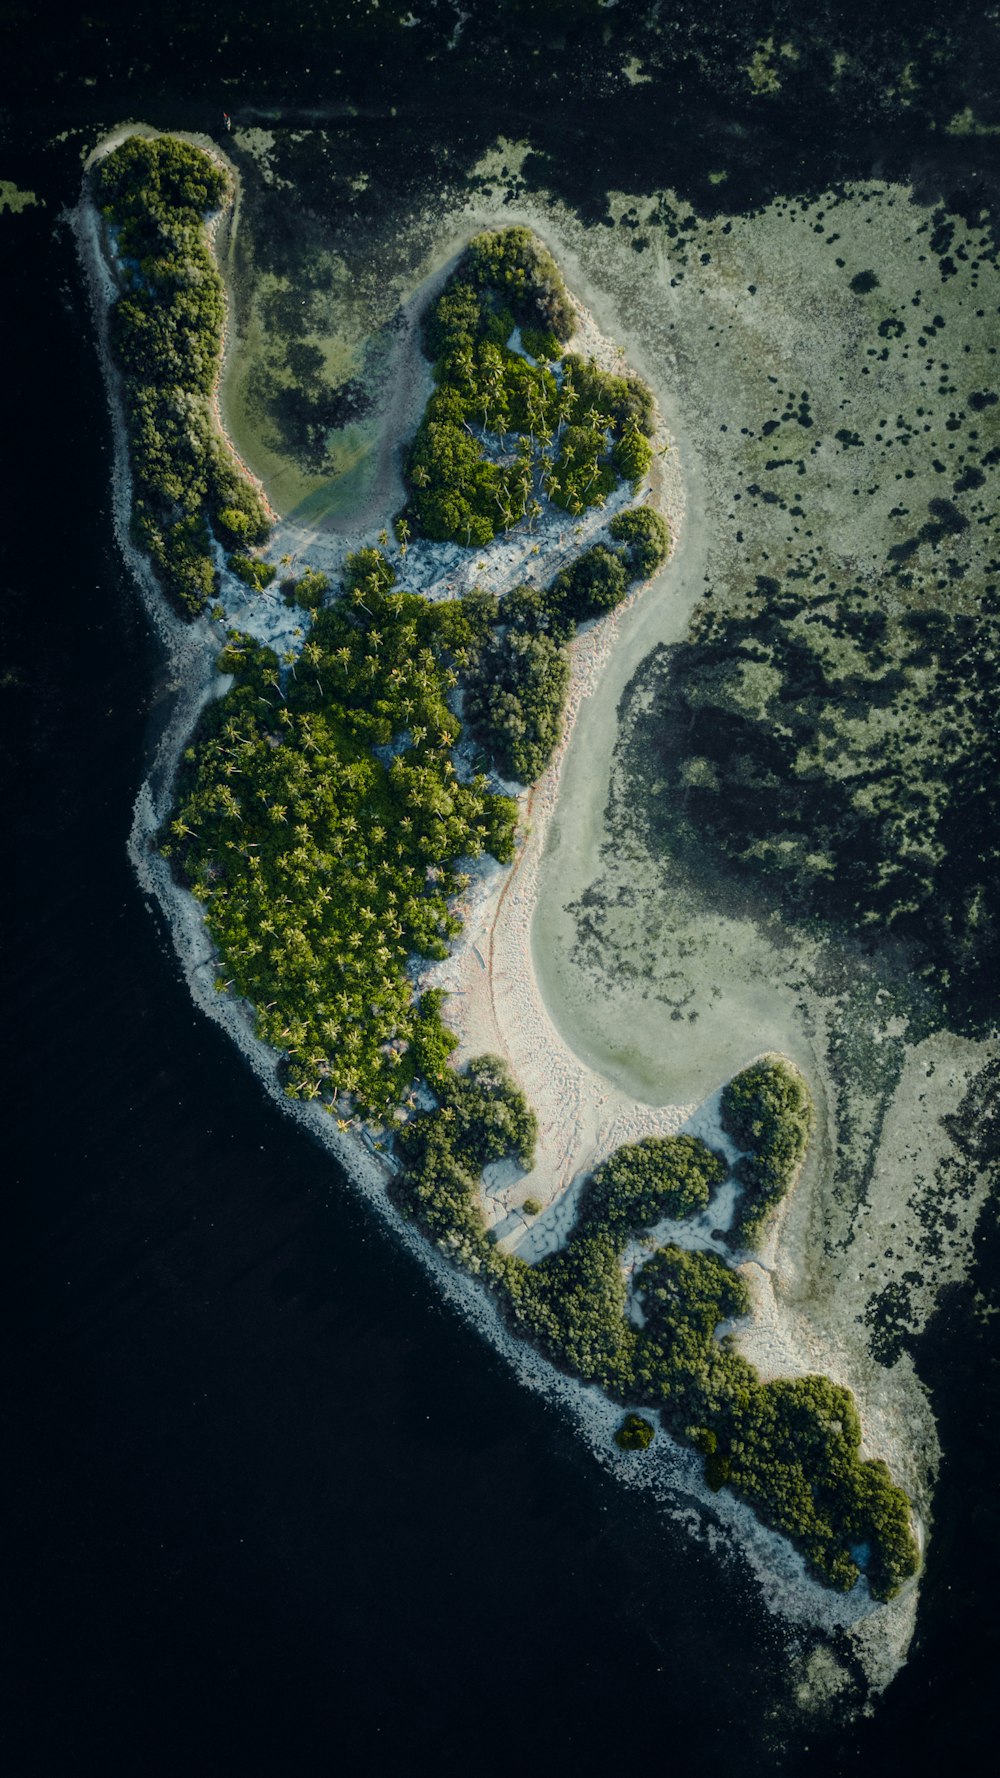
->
(3, 13), (999, 1771)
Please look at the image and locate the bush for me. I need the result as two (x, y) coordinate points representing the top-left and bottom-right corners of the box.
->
(395, 1055), (538, 1274)
(721, 1056), (814, 1246)
(549, 545), (629, 623)
(463, 226), (575, 341)
(228, 553), (277, 591)
(578, 1134), (726, 1245)
(613, 428), (653, 487)
(519, 326), (562, 362)
(609, 507), (671, 578)
(465, 626), (570, 783)
(286, 567), (329, 609)
(522, 1197), (542, 1217)
(95, 135), (271, 616)
(615, 1413), (655, 1451)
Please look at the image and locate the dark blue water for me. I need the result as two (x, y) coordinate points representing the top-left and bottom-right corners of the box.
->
(4, 18), (999, 1769)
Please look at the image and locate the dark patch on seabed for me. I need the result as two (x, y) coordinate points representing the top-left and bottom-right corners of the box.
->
(3, 2), (999, 1772)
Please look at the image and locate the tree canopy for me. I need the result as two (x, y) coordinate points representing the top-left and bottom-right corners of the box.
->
(96, 134), (271, 615)
(404, 225), (657, 546)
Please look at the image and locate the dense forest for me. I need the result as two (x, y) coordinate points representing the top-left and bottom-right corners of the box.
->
(103, 137), (917, 1607)
(404, 225), (656, 545)
(164, 549), (517, 1115)
(95, 134), (272, 615)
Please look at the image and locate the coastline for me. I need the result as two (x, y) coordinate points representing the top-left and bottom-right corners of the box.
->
(75, 126), (928, 1697)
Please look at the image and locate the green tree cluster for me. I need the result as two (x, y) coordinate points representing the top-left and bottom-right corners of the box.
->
(229, 554), (277, 591)
(464, 541), (654, 785)
(395, 1063), (919, 1602)
(721, 1056), (815, 1246)
(615, 1413), (656, 1451)
(608, 506), (671, 579)
(547, 353), (655, 511)
(282, 567), (330, 610)
(577, 1134), (726, 1245)
(96, 135), (271, 615)
(405, 227), (657, 545)
(395, 1055), (538, 1275)
(163, 550), (517, 1116)
(465, 626), (570, 784)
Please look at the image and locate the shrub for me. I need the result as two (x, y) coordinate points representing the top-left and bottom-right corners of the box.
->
(519, 325), (562, 362)
(95, 135), (270, 616)
(578, 1134), (726, 1245)
(229, 553), (277, 590)
(721, 1056), (814, 1246)
(286, 567), (329, 610)
(465, 626), (570, 783)
(615, 1413), (655, 1451)
(608, 507), (671, 578)
(463, 226), (575, 341)
(613, 427), (653, 487)
(549, 545), (629, 623)
(522, 1197), (542, 1217)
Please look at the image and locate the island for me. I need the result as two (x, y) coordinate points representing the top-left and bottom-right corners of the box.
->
(79, 129), (924, 1651)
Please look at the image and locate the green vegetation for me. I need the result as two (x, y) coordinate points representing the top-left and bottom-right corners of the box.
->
(395, 1062), (918, 1601)
(229, 554), (277, 591)
(465, 624), (570, 784)
(464, 538), (664, 784)
(404, 226), (656, 545)
(576, 1134), (726, 1246)
(608, 507), (671, 579)
(722, 1056), (814, 1246)
(395, 1054), (537, 1274)
(282, 567), (330, 610)
(162, 550), (517, 1116)
(95, 135), (271, 616)
(615, 1413), (655, 1451)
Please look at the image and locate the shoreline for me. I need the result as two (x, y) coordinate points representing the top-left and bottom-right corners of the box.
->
(75, 127), (924, 1692)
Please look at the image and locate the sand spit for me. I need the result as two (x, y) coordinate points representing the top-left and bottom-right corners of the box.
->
(77, 127), (933, 1705)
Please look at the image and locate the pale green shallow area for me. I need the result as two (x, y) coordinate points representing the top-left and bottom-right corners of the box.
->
(522, 180), (998, 1118)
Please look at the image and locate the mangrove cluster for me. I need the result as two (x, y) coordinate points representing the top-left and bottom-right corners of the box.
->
(466, 509), (670, 782)
(722, 1054), (815, 1247)
(405, 225), (656, 545)
(395, 1056), (919, 1603)
(95, 134), (271, 615)
(163, 550), (517, 1115)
